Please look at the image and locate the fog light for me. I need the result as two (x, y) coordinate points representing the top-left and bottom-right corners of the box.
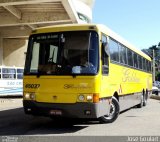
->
(78, 95), (85, 101)
(85, 110), (91, 115)
(27, 108), (32, 112)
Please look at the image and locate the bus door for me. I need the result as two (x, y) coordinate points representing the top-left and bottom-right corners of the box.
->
(101, 34), (110, 98)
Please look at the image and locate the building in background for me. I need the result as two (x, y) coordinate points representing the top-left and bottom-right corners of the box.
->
(0, 0), (95, 67)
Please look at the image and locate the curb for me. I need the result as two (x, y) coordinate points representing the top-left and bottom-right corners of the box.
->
(150, 95), (160, 100)
(0, 99), (13, 104)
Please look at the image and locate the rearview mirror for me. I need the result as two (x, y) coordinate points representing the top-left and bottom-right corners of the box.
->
(102, 43), (109, 57)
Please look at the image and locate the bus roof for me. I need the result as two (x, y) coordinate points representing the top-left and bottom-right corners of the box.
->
(32, 24), (151, 61)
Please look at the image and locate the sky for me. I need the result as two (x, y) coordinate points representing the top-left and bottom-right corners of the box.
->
(92, 0), (160, 50)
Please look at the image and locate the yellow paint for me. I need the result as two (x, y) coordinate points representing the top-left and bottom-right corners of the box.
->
(24, 24), (152, 104)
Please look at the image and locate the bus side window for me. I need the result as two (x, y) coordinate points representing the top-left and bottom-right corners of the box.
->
(102, 34), (109, 74)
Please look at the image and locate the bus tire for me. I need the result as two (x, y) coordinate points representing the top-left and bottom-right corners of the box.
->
(137, 93), (143, 108)
(143, 91), (148, 106)
(99, 97), (119, 123)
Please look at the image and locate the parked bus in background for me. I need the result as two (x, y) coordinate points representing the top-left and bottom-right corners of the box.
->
(23, 24), (152, 123)
(0, 66), (23, 97)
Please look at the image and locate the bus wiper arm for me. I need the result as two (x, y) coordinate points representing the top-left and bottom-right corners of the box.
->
(36, 71), (46, 78)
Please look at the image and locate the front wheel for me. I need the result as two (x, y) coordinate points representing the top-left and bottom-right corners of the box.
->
(99, 97), (120, 123)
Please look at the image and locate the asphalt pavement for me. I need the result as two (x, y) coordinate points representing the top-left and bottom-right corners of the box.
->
(0, 97), (159, 136)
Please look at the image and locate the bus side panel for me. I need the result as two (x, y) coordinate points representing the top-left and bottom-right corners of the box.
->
(101, 62), (152, 111)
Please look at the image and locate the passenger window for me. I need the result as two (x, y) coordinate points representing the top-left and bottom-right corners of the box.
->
(142, 58), (146, 71)
(127, 48), (133, 67)
(133, 52), (138, 68)
(139, 56), (143, 70)
(120, 44), (127, 64)
(141, 57), (144, 70)
(2, 68), (16, 79)
(149, 62), (152, 72)
(109, 38), (119, 62)
(17, 69), (24, 79)
(147, 61), (150, 72)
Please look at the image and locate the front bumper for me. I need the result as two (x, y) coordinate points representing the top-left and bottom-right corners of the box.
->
(23, 100), (110, 119)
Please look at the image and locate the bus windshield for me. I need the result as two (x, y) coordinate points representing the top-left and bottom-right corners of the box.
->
(25, 31), (99, 76)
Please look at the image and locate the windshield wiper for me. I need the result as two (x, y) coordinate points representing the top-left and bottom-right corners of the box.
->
(36, 70), (47, 78)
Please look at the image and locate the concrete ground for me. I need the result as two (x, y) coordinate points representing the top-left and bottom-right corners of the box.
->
(0, 97), (22, 111)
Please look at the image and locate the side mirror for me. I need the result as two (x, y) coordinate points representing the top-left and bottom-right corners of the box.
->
(101, 43), (109, 74)
(102, 43), (109, 57)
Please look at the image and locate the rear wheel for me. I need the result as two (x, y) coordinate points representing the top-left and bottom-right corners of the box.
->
(137, 92), (144, 108)
(99, 97), (119, 123)
(143, 91), (148, 106)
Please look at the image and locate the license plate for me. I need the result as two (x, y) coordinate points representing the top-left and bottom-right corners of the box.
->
(50, 110), (62, 116)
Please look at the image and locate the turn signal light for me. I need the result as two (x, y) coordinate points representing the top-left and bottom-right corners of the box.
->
(93, 93), (99, 103)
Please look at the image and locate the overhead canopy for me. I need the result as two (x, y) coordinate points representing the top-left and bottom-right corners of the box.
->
(0, 0), (94, 38)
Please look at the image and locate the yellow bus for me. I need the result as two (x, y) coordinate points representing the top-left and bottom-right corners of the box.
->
(23, 24), (152, 123)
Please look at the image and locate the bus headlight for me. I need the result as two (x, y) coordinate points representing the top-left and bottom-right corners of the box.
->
(78, 95), (85, 101)
(77, 94), (93, 102)
(24, 93), (35, 100)
(24, 93), (30, 99)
